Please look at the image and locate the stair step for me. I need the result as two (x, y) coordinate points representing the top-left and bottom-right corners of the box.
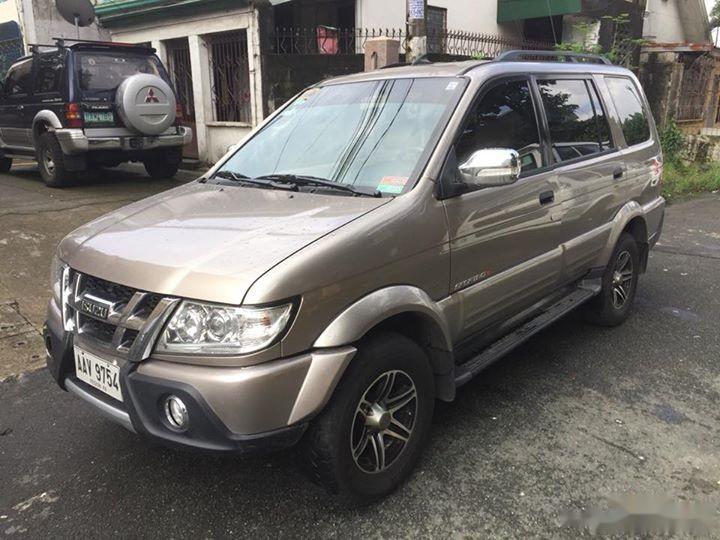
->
(454, 285), (599, 386)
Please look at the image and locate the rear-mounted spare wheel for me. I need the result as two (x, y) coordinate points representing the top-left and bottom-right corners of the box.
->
(115, 73), (176, 135)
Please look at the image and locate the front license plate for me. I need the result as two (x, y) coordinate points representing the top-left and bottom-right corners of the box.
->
(83, 111), (114, 124)
(74, 347), (123, 402)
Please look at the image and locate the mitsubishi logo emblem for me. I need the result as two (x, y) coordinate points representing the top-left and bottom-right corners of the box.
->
(145, 88), (160, 103)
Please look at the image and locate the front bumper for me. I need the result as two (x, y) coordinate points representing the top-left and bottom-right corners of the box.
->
(55, 126), (193, 155)
(44, 302), (355, 454)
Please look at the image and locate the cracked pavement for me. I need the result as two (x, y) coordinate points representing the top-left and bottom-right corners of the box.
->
(0, 162), (198, 381)
(0, 165), (719, 537)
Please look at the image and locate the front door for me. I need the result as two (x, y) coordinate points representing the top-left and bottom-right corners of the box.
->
(0, 57), (34, 148)
(443, 77), (563, 339)
(165, 38), (198, 159)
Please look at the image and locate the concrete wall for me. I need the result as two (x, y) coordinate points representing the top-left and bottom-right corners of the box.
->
(356, 0), (516, 35)
(644, 0), (709, 44)
(107, 5), (263, 164)
(0, 1), (20, 25)
(17, 0), (108, 47)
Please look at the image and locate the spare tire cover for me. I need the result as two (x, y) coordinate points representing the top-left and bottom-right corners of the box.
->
(115, 74), (176, 135)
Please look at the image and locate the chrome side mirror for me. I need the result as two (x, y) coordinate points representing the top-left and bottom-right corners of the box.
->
(459, 148), (521, 188)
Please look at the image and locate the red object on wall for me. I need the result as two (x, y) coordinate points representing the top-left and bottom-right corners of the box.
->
(317, 26), (339, 54)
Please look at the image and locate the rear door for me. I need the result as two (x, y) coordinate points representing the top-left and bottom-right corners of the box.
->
(443, 77), (564, 339)
(28, 51), (66, 139)
(0, 58), (34, 148)
(535, 75), (625, 281)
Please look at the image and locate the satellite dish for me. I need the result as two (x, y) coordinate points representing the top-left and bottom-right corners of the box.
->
(56, 0), (95, 38)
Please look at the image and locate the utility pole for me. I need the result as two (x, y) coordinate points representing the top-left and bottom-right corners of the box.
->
(407, 0), (427, 64)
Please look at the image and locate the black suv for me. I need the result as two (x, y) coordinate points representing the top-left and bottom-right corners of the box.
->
(0, 40), (192, 187)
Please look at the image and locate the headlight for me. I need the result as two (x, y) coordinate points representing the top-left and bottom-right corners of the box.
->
(156, 301), (294, 355)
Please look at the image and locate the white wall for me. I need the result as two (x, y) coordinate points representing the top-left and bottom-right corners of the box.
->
(644, 0), (708, 43)
(0, 1), (20, 25)
(356, 0), (515, 35)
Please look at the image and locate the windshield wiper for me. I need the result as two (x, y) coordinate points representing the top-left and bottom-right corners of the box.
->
(256, 174), (382, 198)
(211, 170), (298, 191)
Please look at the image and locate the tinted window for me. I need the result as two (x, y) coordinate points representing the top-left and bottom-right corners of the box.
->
(34, 53), (64, 94)
(76, 52), (163, 92)
(538, 79), (612, 163)
(606, 77), (651, 146)
(5, 58), (33, 96)
(457, 80), (544, 173)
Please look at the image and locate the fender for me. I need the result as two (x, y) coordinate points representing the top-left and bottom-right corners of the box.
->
(594, 199), (652, 270)
(313, 285), (453, 352)
(32, 110), (63, 145)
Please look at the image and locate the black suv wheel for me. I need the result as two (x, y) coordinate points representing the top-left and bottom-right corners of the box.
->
(0, 157), (12, 172)
(144, 157), (180, 179)
(36, 133), (72, 188)
(303, 332), (435, 506)
(583, 232), (640, 327)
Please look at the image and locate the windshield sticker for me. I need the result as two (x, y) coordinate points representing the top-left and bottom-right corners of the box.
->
(445, 81), (459, 91)
(377, 176), (409, 194)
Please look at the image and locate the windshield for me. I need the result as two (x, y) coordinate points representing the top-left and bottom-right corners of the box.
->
(218, 77), (466, 196)
(75, 51), (164, 92)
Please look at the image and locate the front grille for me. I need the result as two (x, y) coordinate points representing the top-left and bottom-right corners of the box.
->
(80, 316), (116, 344)
(65, 271), (175, 359)
(83, 274), (136, 306)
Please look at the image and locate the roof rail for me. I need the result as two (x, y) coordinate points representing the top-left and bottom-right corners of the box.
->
(495, 50), (612, 65)
(51, 37), (153, 49)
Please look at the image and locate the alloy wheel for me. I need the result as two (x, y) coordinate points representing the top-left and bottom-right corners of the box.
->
(611, 250), (634, 309)
(43, 149), (55, 177)
(350, 370), (417, 474)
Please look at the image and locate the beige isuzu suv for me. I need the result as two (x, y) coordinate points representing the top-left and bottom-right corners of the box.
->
(46, 51), (665, 503)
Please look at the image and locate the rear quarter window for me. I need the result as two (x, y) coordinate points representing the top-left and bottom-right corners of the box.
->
(605, 77), (651, 147)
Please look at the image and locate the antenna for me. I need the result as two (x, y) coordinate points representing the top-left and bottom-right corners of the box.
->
(55, 0), (96, 40)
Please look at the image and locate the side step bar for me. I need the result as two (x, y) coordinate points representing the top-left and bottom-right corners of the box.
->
(454, 283), (601, 387)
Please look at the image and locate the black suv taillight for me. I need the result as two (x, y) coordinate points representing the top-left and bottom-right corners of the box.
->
(64, 103), (83, 128)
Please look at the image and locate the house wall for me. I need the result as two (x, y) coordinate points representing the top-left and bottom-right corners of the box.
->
(356, 0), (516, 35)
(106, 5), (262, 164)
(643, 0), (709, 44)
(17, 0), (107, 47)
(0, 1), (20, 25)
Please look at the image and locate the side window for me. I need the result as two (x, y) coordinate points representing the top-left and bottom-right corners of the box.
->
(605, 77), (651, 147)
(456, 79), (545, 174)
(34, 53), (65, 94)
(537, 79), (612, 163)
(4, 59), (33, 96)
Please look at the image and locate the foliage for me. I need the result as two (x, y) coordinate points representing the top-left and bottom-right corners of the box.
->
(662, 161), (720, 201)
(711, 0), (720, 29)
(556, 14), (646, 67)
(659, 120), (685, 165)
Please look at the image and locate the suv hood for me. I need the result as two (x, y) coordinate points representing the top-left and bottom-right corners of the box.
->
(60, 182), (389, 304)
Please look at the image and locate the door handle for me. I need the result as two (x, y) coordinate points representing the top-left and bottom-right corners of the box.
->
(16, 105), (24, 111)
(539, 190), (555, 205)
(613, 167), (624, 180)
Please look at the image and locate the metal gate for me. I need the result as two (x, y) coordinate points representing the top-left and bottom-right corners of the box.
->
(165, 38), (198, 159)
(677, 53), (716, 122)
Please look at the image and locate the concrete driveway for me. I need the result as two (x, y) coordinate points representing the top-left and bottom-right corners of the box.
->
(0, 165), (719, 537)
(0, 162), (198, 380)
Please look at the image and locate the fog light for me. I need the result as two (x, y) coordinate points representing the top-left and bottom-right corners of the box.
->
(164, 395), (189, 430)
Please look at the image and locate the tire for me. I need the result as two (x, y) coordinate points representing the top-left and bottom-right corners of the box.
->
(583, 232), (640, 327)
(36, 133), (73, 188)
(144, 158), (179, 179)
(0, 157), (12, 172)
(302, 332), (435, 506)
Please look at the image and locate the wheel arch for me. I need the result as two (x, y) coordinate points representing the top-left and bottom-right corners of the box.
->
(595, 201), (650, 272)
(313, 286), (456, 401)
(32, 111), (63, 146)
